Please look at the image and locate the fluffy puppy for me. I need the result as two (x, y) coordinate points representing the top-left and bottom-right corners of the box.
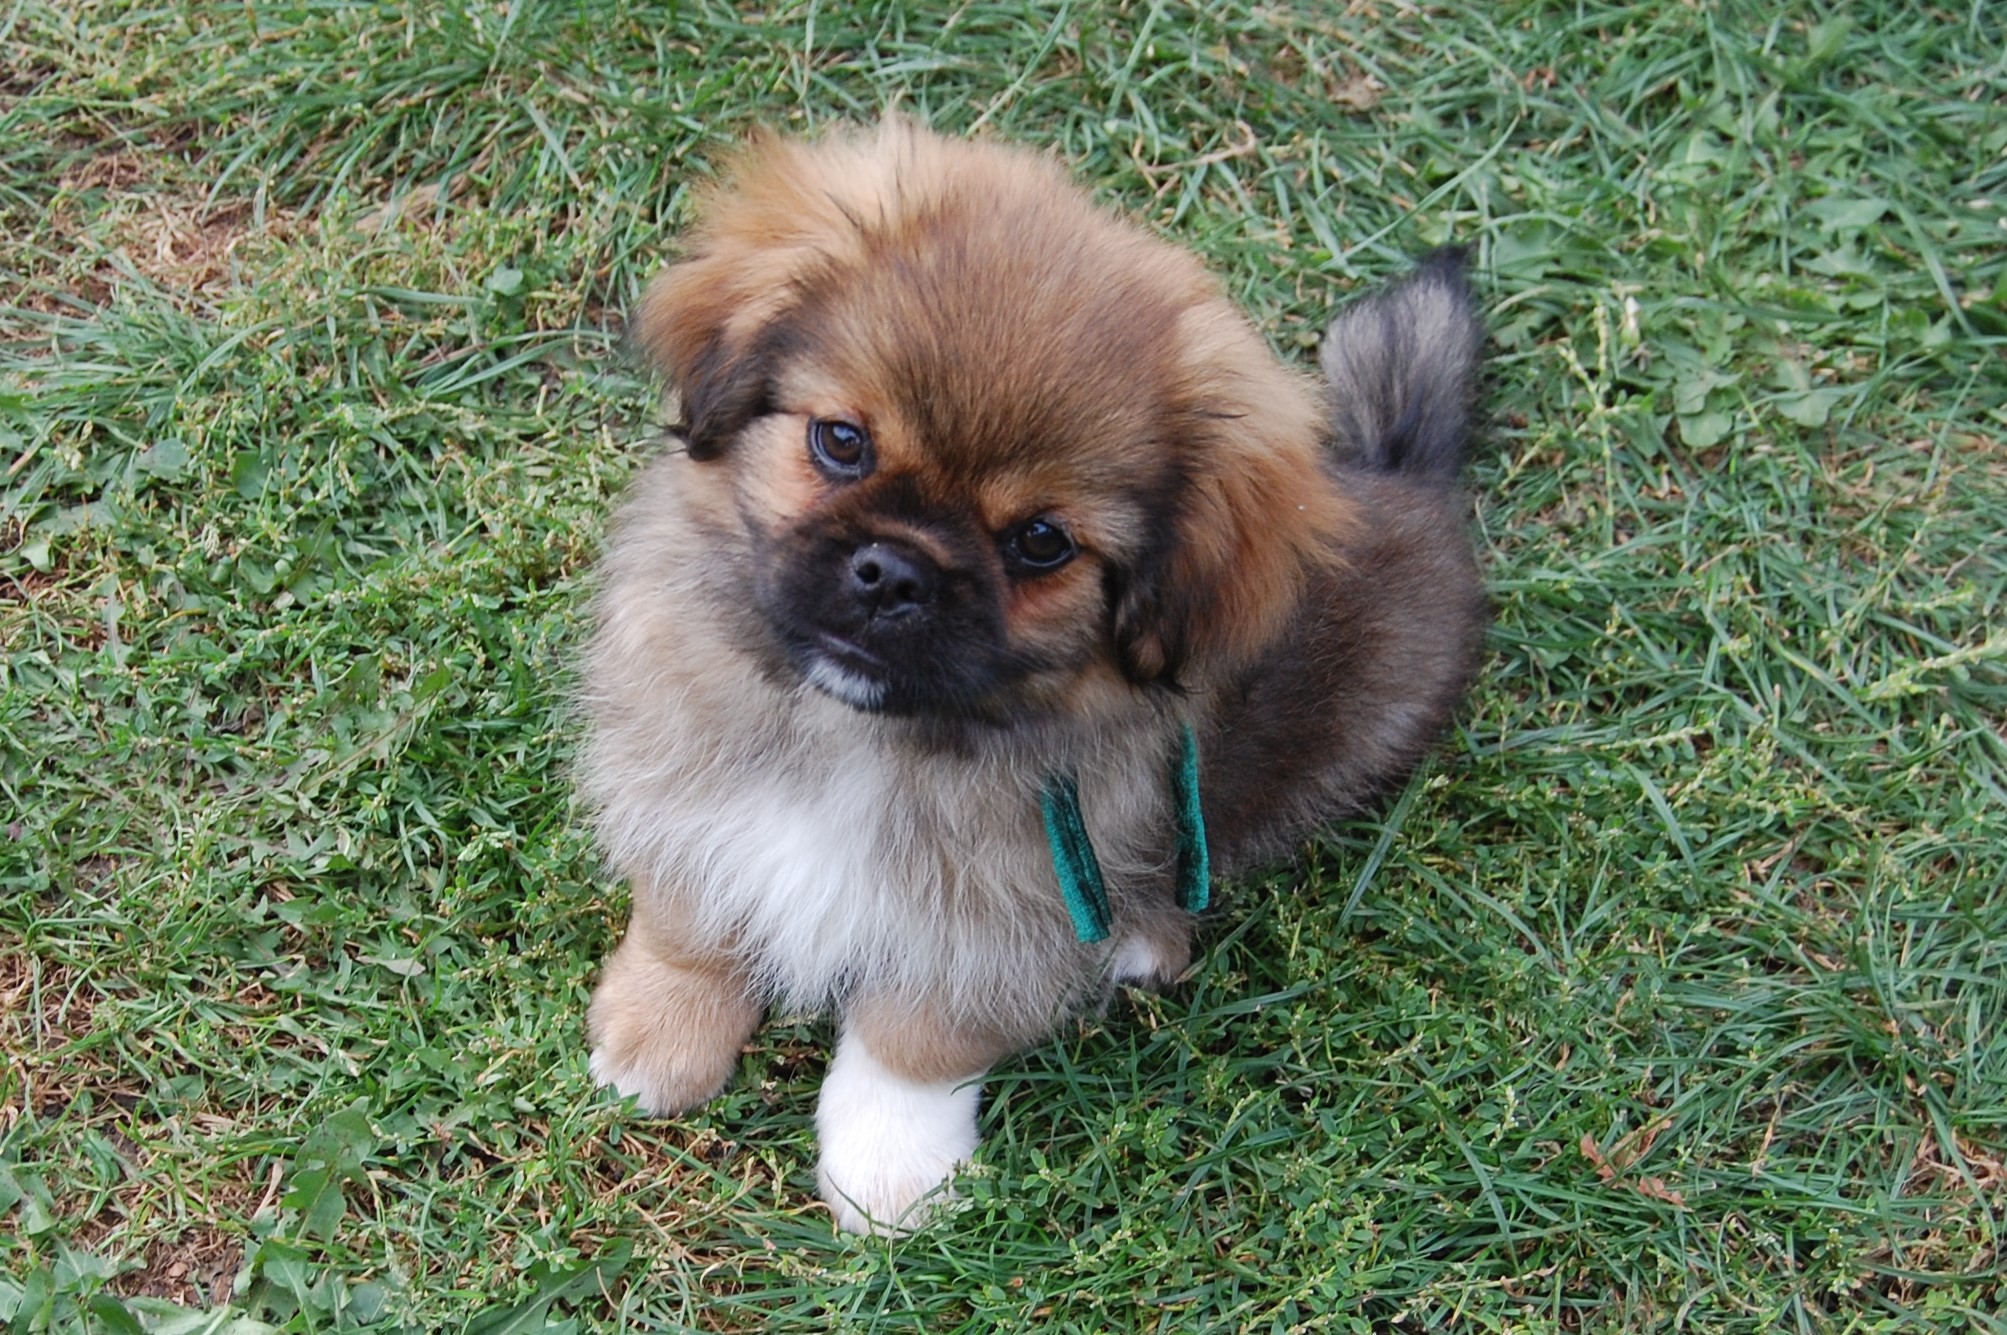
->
(580, 120), (1486, 1234)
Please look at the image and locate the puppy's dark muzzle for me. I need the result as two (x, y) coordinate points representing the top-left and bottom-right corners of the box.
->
(847, 542), (937, 619)
(761, 525), (1015, 718)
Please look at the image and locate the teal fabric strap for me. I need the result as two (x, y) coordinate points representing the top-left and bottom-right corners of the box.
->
(1042, 724), (1211, 944)
(1041, 773), (1110, 943)
(1172, 723), (1211, 913)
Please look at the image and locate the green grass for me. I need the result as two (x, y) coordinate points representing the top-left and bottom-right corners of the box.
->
(3, 0), (2004, 1330)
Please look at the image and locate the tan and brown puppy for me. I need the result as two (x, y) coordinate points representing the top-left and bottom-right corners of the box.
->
(580, 119), (1486, 1233)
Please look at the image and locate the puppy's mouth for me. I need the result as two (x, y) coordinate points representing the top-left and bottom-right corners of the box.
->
(784, 623), (1022, 721)
(813, 632), (886, 673)
(797, 633), (891, 711)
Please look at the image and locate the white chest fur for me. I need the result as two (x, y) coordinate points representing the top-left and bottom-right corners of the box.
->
(584, 669), (1172, 1018)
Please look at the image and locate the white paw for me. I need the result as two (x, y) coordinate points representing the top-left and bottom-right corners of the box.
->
(815, 1034), (982, 1235)
(587, 1046), (655, 1107)
(1109, 934), (1181, 986)
(586, 1046), (631, 1093)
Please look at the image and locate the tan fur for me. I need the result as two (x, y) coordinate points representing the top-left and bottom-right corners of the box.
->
(843, 992), (1020, 1086)
(587, 890), (762, 1113)
(1136, 306), (1358, 678)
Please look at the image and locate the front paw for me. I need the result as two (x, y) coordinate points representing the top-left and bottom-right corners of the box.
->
(1109, 916), (1193, 987)
(586, 932), (761, 1116)
(815, 1036), (982, 1235)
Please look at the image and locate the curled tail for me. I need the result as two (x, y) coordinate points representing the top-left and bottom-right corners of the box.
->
(1319, 249), (1482, 481)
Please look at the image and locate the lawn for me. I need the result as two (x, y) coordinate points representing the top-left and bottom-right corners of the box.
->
(3, 1), (2003, 1331)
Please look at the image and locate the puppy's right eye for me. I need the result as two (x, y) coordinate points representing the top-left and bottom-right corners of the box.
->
(809, 418), (872, 479)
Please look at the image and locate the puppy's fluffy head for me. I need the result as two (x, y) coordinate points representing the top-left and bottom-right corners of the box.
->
(634, 120), (1350, 723)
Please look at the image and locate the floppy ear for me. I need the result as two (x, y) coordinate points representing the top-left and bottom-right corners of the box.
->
(631, 131), (876, 459)
(631, 253), (778, 460)
(1114, 307), (1354, 685)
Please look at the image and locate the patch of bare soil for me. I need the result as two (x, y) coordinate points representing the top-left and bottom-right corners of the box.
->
(11, 150), (299, 313)
(110, 1223), (247, 1308)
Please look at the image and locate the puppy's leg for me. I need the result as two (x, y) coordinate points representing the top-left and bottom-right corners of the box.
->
(816, 997), (1015, 1235)
(587, 893), (761, 1116)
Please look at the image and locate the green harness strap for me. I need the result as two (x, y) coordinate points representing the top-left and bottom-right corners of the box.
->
(1040, 772), (1110, 943)
(1041, 723), (1210, 945)
(1170, 722), (1211, 915)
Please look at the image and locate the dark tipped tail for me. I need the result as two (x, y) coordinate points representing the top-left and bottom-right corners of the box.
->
(1319, 249), (1482, 481)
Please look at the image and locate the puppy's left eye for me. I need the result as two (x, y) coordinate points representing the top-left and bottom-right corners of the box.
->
(809, 418), (872, 479)
(1003, 517), (1076, 574)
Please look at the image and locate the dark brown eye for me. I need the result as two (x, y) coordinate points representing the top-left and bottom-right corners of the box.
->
(809, 418), (871, 478)
(1005, 517), (1076, 574)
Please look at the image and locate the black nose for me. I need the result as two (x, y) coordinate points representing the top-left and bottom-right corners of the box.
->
(847, 542), (937, 617)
